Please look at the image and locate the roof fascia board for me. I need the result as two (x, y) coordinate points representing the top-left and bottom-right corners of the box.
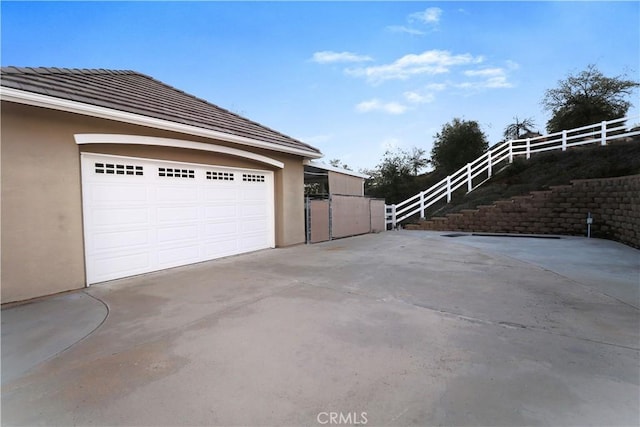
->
(75, 134), (284, 169)
(304, 160), (369, 179)
(1, 86), (322, 159)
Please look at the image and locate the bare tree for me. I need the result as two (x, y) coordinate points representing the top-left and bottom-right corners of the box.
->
(328, 158), (351, 171)
(503, 117), (536, 141)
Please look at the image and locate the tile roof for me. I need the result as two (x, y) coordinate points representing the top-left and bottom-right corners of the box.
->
(1, 66), (321, 156)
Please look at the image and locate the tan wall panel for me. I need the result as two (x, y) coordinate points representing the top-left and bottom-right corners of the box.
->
(275, 157), (305, 247)
(1, 102), (306, 303)
(370, 199), (386, 233)
(328, 171), (363, 196)
(331, 195), (371, 238)
(309, 200), (330, 243)
(2, 104), (86, 303)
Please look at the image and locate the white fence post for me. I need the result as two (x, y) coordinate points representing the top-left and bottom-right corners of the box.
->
(487, 150), (492, 178)
(562, 130), (567, 151)
(391, 204), (397, 229)
(508, 141), (513, 163)
(467, 163), (472, 192)
(601, 121), (607, 146)
(526, 138), (531, 159)
(419, 191), (425, 219)
(446, 176), (452, 203)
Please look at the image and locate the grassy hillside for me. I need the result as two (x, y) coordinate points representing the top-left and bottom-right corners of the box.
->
(415, 141), (640, 220)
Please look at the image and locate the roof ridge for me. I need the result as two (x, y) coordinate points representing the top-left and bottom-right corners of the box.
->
(1, 66), (138, 75)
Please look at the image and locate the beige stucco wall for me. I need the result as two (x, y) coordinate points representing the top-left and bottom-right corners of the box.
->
(370, 199), (386, 233)
(1, 102), (307, 303)
(331, 195), (372, 238)
(328, 171), (364, 196)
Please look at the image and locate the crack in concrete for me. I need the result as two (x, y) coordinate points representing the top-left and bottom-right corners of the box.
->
(298, 281), (640, 352)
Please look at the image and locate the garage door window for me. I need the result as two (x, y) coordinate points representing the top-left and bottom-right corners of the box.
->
(242, 173), (265, 182)
(158, 167), (195, 179)
(95, 162), (144, 176)
(207, 171), (235, 181)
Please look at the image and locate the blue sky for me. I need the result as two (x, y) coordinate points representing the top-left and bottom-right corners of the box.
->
(2, 1), (639, 172)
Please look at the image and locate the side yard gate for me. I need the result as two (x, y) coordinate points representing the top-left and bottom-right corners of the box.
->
(305, 195), (385, 243)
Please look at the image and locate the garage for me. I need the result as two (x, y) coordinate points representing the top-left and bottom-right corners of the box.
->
(2, 67), (322, 303)
(81, 153), (274, 284)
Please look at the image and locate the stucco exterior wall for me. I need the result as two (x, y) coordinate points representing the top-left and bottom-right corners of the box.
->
(331, 195), (372, 238)
(1, 102), (307, 303)
(328, 171), (363, 196)
(275, 156), (305, 247)
(1, 104), (86, 303)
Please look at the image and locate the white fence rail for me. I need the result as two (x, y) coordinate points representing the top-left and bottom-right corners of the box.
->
(385, 116), (640, 228)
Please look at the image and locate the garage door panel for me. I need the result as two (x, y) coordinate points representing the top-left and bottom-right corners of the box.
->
(242, 219), (269, 233)
(90, 184), (149, 204)
(92, 229), (150, 251)
(203, 221), (239, 237)
(157, 206), (199, 223)
(204, 205), (238, 220)
(82, 154), (274, 285)
(156, 186), (198, 202)
(203, 187), (238, 201)
(242, 188), (267, 201)
(92, 208), (149, 227)
(91, 251), (151, 282)
(157, 224), (199, 243)
(239, 235), (269, 251)
(203, 239), (240, 258)
(157, 245), (201, 267)
(240, 203), (268, 217)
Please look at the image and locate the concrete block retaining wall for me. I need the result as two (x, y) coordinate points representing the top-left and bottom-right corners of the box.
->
(405, 175), (640, 248)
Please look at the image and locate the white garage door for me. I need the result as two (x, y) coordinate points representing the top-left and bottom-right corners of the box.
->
(81, 153), (275, 284)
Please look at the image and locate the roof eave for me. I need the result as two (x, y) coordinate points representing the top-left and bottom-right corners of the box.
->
(304, 160), (369, 179)
(0, 86), (323, 159)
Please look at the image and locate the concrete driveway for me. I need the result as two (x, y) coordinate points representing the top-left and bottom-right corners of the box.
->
(2, 231), (639, 426)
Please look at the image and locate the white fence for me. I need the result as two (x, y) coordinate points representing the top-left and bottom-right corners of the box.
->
(386, 116), (640, 228)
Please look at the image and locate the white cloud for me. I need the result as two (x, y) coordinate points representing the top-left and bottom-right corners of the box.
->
(464, 68), (504, 77)
(385, 25), (426, 36)
(484, 76), (513, 88)
(403, 91), (435, 104)
(311, 51), (373, 64)
(460, 65), (516, 89)
(346, 50), (483, 84)
(409, 7), (443, 25)
(356, 99), (408, 115)
(425, 82), (448, 91)
(388, 7), (443, 37)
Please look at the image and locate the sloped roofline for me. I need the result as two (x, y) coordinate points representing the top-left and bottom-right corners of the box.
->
(304, 160), (369, 179)
(1, 87), (322, 159)
(0, 67), (323, 159)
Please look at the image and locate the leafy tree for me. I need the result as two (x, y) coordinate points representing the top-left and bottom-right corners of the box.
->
(431, 118), (489, 174)
(542, 64), (639, 133)
(503, 116), (536, 141)
(364, 147), (427, 203)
